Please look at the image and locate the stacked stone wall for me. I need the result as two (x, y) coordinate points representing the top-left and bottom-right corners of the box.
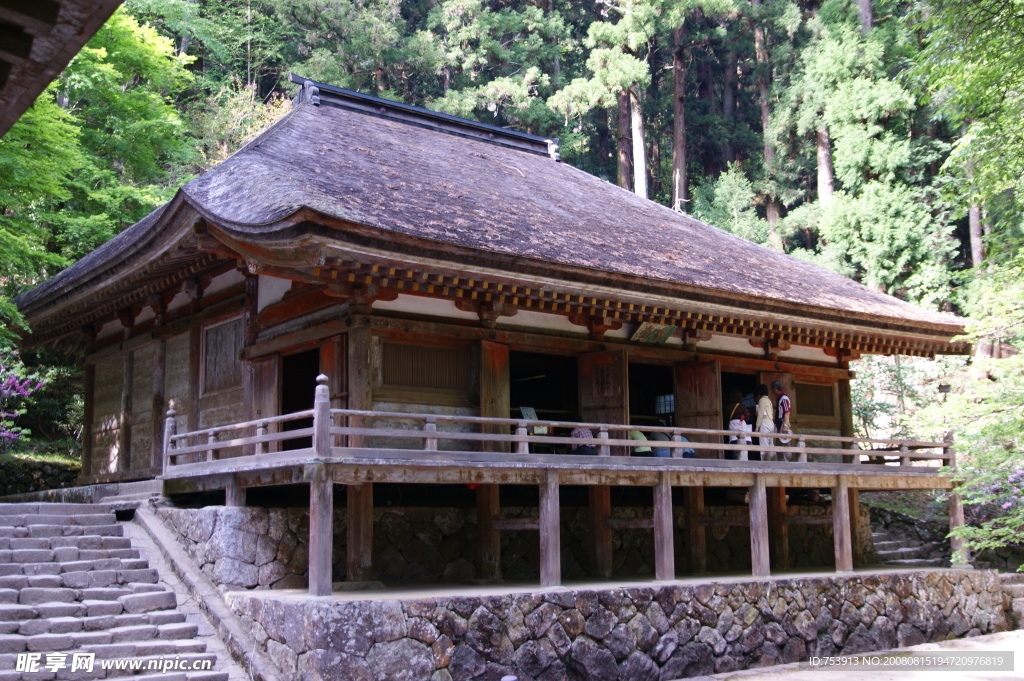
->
(228, 570), (1008, 681)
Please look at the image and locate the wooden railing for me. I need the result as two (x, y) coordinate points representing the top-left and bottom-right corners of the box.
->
(163, 375), (953, 470)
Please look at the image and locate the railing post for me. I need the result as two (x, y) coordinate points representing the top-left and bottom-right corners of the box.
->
(313, 374), (331, 458)
(797, 437), (807, 463)
(671, 434), (682, 459)
(515, 422), (529, 454)
(256, 421), (267, 455)
(598, 427), (610, 456)
(162, 409), (177, 472)
(899, 444), (910, 467)
(206, 432), (216, 462)
(847, 440), (860, 465)
(424, 416), (438, 451)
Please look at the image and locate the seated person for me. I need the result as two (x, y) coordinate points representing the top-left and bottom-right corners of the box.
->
(647, 429), (671, 457)
(629, 429), (653, 456)
(570, 427), (597, 455)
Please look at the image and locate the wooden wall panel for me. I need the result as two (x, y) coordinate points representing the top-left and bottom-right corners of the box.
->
(165, 333), (193, 434)
(130, 345), (153, 471)
(674, 361), (721, 452)
(91, 356), (122, 474)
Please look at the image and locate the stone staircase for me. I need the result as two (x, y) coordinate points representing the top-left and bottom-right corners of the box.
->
(871, 529), (947, 568)
(1000, 572), (1024, 629)
(95, 482), (164, 514)
(0, 503), (228, 681)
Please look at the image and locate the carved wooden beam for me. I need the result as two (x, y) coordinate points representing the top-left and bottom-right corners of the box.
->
(568, 313), (623, 340)
(455, 299), (518, 328)
(324, 282), (398, 314)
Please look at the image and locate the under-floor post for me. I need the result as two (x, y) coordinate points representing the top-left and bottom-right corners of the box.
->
(832, 476), (853, 573)
(684, 487), (706, 573)
(767, 487), (789, 570)
(588, 485), (612, 578)
(347, 482), (373, 582)
(308, 465), (334, 596)
(539, 470), (561, 587)
(848, 488), (862, 566)
(653, 474), (675, 580)
(749, 475), (770, 577)
(477, 484), (501, 580)
(949, 488), (971, 566)
(224, 476), (245, 507)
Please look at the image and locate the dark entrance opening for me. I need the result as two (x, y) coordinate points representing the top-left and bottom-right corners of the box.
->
(281, 348), (320, 450)
(509, 351), (579, 424)
(628, 363), (675, 427)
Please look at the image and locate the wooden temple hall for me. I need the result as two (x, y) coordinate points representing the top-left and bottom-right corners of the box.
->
(17, 76), (971, 594)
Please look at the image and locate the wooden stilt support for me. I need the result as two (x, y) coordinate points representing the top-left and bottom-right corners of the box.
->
(767, 487), (789, 570)
(151, 339), (166, 469)
(477, 484), (501, 580)
(684, 487), (706, 573)
(749, 475), (771, 577)
(308, 464), (334, 596)
(653, 474), (675, 581)
(346, 482), (373, 582)
(945, 438), (971, 566)
(224, 476), (245, 507)
(832, 476), (853, 573)
(589, 486), (612, 578)
(539, 469), (561, 587)
(848, 488), (862, 566)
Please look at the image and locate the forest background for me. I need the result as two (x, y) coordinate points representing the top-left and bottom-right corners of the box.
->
(1, 0), (1023, 553)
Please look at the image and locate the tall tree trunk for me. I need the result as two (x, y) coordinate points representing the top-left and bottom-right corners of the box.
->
(672, 27), (689, 211)
(752, 0), (782, 249)
(698, 55), (718, 179)
(966, 159), (984, 267)
(596, 108), (612, 178)
(630, 85), (648, 199)
(617, 92), (633, 191)
(723, 45), (737, 165)
(856, 0), (873, 34)
(817, 125), (835, 207)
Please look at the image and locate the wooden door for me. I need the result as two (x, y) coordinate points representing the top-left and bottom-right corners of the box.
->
(480, 340), (510, 453)
(578, 350), (629, 447)
(758, 371), (795, 429)
(674, 361), (721, 456)
(253, 355), (279, 451)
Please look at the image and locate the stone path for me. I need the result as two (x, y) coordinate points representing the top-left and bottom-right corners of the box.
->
(688, 628), (1024, 681)
(0, 503), (237, 681)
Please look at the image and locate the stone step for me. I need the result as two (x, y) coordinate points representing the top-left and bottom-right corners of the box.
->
(1010, 598), (1024, 629)
(0, 504), (114, 516)
(1002, 583), (1024, 598)
(25, 524), (124, 539)
(872, 540), (906, 551)
(999, 572), (1024, 585)
(1, 614), (199, 647)
(876, 544), (936, 560)
(882, 557), (947, 567)
(9, 610), (188, 636)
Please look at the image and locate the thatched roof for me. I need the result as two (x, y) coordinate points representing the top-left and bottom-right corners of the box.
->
(17, 79), (966, 356)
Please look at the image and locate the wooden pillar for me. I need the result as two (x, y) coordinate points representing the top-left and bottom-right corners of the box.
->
(749, 475), (771, 577)
(832, 476), (853, 572)
(838, 377), (854, 438)
(945, 438), (970, 566)
(320, 336), (344, 446)
(308, 464), (334, 596)
(767, 487), (789, 570)
(478, 340), (508, 580)
(241, 274), (258, 456)
(539, 469), (561, 587)
(653, 474), (675, 580)
(684, 487), (706, 573)
(345, 320), (374, 582)
(224, 476), (245, 507)
(347, 483), (373, 581)
(589, 487), (613, 578)
(848, 488), (862, 566)
(150, 339), (166, 470)
(82, 363), (95, 478)
(118, 350), (134, 472)
(477, 485), (501, 580)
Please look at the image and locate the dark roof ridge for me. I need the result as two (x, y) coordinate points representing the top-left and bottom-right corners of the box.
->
(287, 73), (561, 159)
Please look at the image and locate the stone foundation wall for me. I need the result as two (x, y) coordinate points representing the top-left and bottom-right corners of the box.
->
(0, 457), (80, 497)
(228, 570), (1008, 681)
(158, 502), (874, 591)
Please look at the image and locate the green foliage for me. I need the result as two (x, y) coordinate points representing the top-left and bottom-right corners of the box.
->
(691, 163), (769, 244)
